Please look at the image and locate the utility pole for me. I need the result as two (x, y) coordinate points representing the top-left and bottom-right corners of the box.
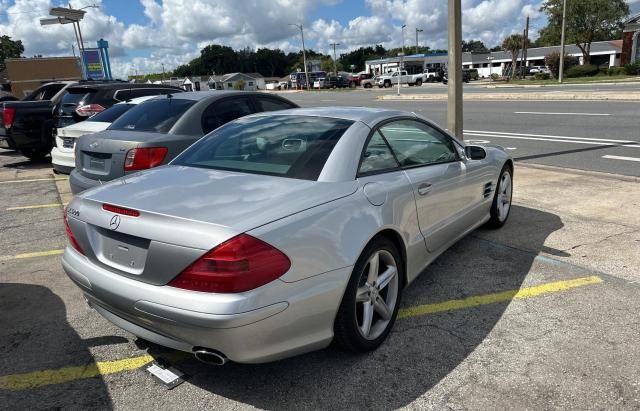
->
(161, 63), (165, 84)
(289, 23), (310, 91)
(330, 42), (341, 76)
(558, 0), (568, 83)
(447, 0), (463, 139)
(522, 16), (529, 80)
(415, 28), (424, 54)
(402, 24), (407, 55)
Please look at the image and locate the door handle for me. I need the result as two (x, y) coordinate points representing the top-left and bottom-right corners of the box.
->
(417, 183), (432, 196)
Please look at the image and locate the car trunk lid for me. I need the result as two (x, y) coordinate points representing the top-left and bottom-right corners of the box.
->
(67, 166), (358, 284)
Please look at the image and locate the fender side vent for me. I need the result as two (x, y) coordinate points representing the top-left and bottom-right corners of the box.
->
(483, 182), (493, 198)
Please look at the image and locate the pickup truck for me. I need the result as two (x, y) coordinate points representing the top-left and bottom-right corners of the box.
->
(422, 69), (441, 82)
(0, 81), (77, 159)
(376, 71), (424, 88)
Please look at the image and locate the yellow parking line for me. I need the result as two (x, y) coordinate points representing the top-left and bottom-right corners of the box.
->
(0, 249), (64, 262)
(399, 275), (603, 319)
(0, 276), (603, 391)
(0, 177), (68, 184)
(6, 203), (65, 211)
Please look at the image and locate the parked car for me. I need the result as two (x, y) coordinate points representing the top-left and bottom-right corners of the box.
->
(361, 76), (379, 88)
(69, 91), (299, 194)
(53, 83), (183, 132)
(351, 73), (372, 87)
(377, 71), (424, 88)
(316, 76), (351, 89)
(441, 69), (471, 85)
(529, 66), (550, 74)
(51, 96), (159, 174)
(422, 69), (441, 82)
(62, 106), (513, 365)
(0, 81), (78, 158)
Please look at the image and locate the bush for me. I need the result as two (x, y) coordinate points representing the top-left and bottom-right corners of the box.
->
(565, 64), (600, 78)
(623, 63), (640, 75)
(233, 79), (246, 90)
(608, 67), (626, 76)
(490, 73), (500, 81)
(544, 52), (579, 78)
(533, 72), (551, 80)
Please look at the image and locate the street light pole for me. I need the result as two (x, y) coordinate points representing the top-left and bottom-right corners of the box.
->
(289, 23), (310, 91)
(447, 0), (463, 139)
(330, 42), (341, 76)
(558, 0), (568, 83)
(401, 24), (407, 55)
(161, 63), (165, 84)
(415, 28), (424, 54)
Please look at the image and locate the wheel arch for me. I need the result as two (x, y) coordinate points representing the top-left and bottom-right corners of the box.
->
(365, 228), (408, 288)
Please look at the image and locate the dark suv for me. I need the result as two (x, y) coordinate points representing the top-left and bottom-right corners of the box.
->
(54, 83), (183, 130)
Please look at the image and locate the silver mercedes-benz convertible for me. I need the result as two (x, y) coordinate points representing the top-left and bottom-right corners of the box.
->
(62, 107), (513, 365)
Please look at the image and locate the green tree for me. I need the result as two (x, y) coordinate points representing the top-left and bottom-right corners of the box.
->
(0, 35), (24, 72)
(502, 34), (529, 78)
(540, 0), (629, 64)
(462, 40), (489, 53)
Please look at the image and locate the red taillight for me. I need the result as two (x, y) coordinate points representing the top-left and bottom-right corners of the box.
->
(124, 147), (168, 171)
(168, 234), (291, 293)
(102, 203), (140, 217)
(2, 107), (16, 128)
(63, 211), (85, 255)
(75, 104), (105, 117)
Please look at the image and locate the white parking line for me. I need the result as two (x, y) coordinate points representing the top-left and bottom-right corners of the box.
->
(514, 112), (611, 116)
(465, 130), (636, 144)
(602, 155), (640, 162)
(464, 133), (640, 147)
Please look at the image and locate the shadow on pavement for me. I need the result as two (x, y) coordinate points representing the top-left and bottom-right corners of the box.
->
(0, 283), (113, 409)
(164, 205), (564, 409)
(1, 156), (52, 171)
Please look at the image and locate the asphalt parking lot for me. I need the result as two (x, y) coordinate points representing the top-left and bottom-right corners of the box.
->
(1, 102), (639, 408)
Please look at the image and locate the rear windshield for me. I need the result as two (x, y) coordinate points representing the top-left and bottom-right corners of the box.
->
(87, 103), (134, 123)
(60, 90), (91, 106)
(172, 115), (353, 181)
(108, 98), (195, 133)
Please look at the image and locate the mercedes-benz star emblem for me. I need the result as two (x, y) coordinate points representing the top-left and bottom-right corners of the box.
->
(89, 141), (99, 149)
(109, 215), (121, 230)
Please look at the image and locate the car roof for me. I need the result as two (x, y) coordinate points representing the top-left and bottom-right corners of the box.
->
(248, 106), (415, 127)
(114, 95), (162, 105)
(159, 90), (272, 101)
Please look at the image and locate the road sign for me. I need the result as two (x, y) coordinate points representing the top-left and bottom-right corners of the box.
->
(82, 49), (105, 80)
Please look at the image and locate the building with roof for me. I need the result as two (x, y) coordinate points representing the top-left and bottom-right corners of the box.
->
(365, 41), (622, 78)
(209, 73), (259, 90)
(3, 56), (82, 97)
(621, 13), (640, 65)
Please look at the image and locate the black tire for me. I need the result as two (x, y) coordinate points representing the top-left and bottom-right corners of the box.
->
(365, 83), (372, 88)
(384, 81), (391, 88)
(485, 164), (513, 229)
(20, 147), (50, 161)
(416, 79), (423, 86)
(333, 237), (403, 352)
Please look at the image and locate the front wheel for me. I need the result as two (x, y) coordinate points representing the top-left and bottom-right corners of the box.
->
(333, 237), (402, 352)
(383, 81), (391, 88)
(485, 165), (513, 228)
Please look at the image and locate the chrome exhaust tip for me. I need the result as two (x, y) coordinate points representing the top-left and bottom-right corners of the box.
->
(193, 348), (228, 366)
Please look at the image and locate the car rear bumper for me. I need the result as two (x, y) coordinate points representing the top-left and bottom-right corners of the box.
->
(51, 147), (75, 173)
(69, 169), (101, 194)
(62, 247), (351, 363)
(0, 128), (14, 149)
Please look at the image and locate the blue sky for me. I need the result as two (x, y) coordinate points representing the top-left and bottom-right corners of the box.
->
(1, 0), (638, 78)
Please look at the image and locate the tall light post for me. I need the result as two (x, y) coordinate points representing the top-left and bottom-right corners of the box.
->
(40, 6), (97, 80)
(415, 28), (424, 54)
(447, 0), (463, 139)
(397, 52), (404, 96)
(161, 63), (166, 84)
(558, 0), (568, 83)
(289, 23), (310, 91)
(330, 42), (341, 76)
(401, 24), (407, 55)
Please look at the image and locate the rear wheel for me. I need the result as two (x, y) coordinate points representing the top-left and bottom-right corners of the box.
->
(365, 83), (372, 88)
(334, 237), (402, 352)
(416, 79), (423, 86)
(485, 165), (513, 228)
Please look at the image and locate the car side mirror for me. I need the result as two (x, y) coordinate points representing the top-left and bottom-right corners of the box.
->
(465, 145), (487, 160)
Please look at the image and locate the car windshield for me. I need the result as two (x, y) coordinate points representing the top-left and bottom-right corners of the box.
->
(108, 98), (195, 133)
(172, 115), (353, 180)
(87, 103), (135, 123)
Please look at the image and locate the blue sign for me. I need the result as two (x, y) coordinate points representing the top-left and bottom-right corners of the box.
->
(82, 49), (105, 80)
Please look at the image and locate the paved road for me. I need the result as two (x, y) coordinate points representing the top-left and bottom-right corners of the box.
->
(284, 90), (640, 177)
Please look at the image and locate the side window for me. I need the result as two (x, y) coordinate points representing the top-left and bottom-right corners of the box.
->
(201, 97), (254, 134)
(380, 120), (458, 168)
(257, 97), (297, 112)
(358, 131), (399, 175)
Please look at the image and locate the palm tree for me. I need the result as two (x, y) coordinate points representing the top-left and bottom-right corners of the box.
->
(501, 34), (528, 78)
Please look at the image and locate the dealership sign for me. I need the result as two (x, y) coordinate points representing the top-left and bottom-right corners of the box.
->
(82, 49), (106, 80)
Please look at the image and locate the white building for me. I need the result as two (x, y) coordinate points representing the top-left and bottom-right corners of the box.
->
(365, 40), (623, 78)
